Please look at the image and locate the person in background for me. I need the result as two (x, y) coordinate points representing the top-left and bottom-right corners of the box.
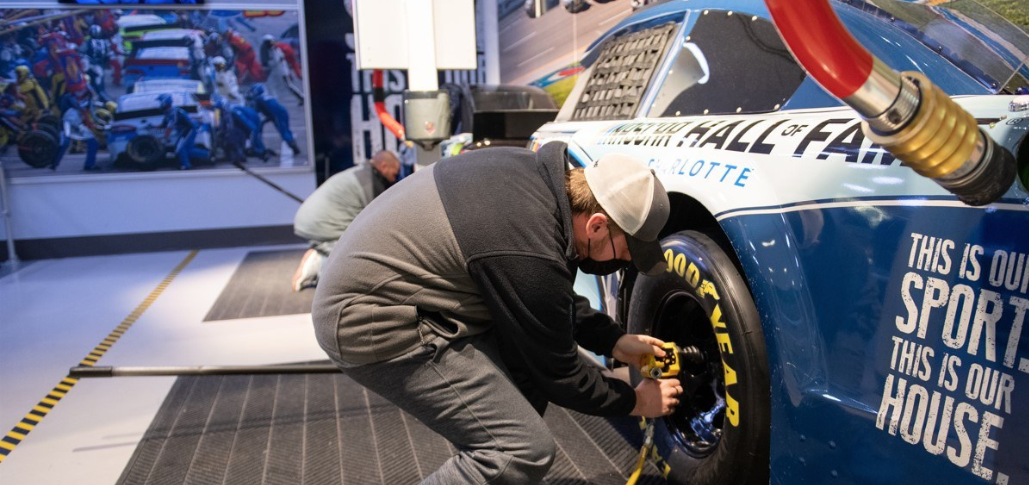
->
(214, 97), (272, 163)
(15, 65), (48, 122)
(158, 93), (208, 170)
(213, 56), (244, 104)
(292, 150), (401, 291)
(53, 94), (98, 171)
(80, 25), (112, 102)
(247, 83), (300, 156)
(224, 28), (263, 84)
(259, 35), (303, 106)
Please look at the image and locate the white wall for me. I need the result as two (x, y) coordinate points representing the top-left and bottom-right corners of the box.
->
(0, 168), (315, 240)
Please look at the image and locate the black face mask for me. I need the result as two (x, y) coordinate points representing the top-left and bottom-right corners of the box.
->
(578, 229), (631, 275)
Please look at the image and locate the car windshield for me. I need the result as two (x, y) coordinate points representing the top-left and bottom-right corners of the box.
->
(852, 0), (1029, 93)
(135, 80), (204, 93)
(136, 47), (191, 61)
(118, 15), (166, 28)
(117, 93), (195, 112)
(142, 29), (202, 41)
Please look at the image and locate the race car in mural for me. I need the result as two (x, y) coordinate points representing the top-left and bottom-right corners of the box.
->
(530, 0), (1029, 484)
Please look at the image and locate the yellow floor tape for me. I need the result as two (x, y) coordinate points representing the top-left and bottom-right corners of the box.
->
(0, 250), (197, 464)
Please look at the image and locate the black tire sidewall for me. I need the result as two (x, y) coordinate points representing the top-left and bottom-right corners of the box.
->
(627, 230), (769, 485)
(127, 135), (164, 168)
(17, 131), (58, 168)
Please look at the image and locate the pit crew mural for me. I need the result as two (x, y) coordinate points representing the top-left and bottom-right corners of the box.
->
(0, 8), (310, 177)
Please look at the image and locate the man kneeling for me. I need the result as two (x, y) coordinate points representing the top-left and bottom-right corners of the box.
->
(292, 150), (400, 291)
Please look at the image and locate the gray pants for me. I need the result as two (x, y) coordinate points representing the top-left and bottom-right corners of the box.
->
(339, 332), (556, 485)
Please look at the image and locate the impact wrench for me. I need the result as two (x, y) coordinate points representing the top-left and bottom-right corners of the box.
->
(626, 342), (706, 485)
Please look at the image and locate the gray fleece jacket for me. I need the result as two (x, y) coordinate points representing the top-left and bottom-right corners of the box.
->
(312, 142), (636, 417)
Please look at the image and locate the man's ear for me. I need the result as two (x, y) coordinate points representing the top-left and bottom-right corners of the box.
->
(586, 213), (609, 236)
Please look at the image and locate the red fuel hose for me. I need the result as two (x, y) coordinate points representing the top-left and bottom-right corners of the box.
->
(764, 0), (1016, 206)
(764, 0), (872, 99)
(372, 70), (406, 141)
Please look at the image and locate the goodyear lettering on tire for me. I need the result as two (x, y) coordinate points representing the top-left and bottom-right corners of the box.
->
(665, 248), (741, 427)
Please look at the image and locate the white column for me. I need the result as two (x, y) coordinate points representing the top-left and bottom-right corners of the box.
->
(406, 0), (439, 91)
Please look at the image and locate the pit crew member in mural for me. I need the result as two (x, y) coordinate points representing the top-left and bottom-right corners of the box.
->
(312, 144), (683, 484)
(213, 97), (272, 164)
(212, 56), (244, 104)
(14, 65), (49, 121)
(80, 25), (113, 103)
(291, 149), (400, 291)
(53, 94), (98, 171)
(247, 83), (300, 156)
(260, 34), (303, 105)
(204, 32), (235, 68)
(34, 33), (88, 107)
(157, 93), (208, 170)
(224, 28), (263, 84)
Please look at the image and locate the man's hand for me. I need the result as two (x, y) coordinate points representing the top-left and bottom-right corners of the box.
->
(612, 334), (666, 371)
(631, 378), (682, 417)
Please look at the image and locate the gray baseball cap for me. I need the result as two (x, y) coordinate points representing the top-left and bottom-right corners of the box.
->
(584, 153), (670, 275)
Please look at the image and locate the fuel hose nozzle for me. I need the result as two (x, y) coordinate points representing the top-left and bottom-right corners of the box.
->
(764, 0), (1017, 207)
(860, 69), (1016, 206)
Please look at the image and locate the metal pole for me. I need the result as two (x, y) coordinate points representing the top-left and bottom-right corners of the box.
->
(232, 161), (305, 204)
(70, 363), (341, 378)
(479, 0), (500, 84)
(0, 159), (19, 267)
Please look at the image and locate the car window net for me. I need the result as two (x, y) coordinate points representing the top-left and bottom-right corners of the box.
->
(570, 22), (677, 122)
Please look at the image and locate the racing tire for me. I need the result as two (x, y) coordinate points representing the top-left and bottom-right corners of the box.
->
(17, 131), (58, 168)
(31, 121), (60, 141)
(37, 114), (61, 131)
(126, 135), (164, 170)
(563, 0), (591, 13)
(627, 230), (769, 485)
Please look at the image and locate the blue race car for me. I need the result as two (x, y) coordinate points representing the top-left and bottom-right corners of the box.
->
(531, 1), (1029, 484)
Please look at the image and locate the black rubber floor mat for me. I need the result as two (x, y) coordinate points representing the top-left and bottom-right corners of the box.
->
(119, 370), (667, 485)
(205, 249), (314, 322)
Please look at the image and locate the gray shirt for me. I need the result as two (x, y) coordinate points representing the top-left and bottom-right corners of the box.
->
(313, 163), (492, 365)
(294, 164), (377, 243)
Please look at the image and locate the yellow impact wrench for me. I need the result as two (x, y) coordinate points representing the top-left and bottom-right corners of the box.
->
(627, 342), (682, 485)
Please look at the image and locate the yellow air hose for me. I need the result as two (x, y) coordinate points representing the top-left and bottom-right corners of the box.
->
(626, 418), (655, 485)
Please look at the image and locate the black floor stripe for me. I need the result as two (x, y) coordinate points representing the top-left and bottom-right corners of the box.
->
(149, 376), (222, 485)
(120, 368), (669, 484)
(205, 249), (315, 322)
(118, 378), (198, 485)
(336, 375), (381, 485)
(367, 390), (422, 485)
(266, 374), (308, 484)
(223, 375), (278, 485)
(184, 376), (246, 484)
(303, 374), (342, 485)
(548, 407), (626, 485)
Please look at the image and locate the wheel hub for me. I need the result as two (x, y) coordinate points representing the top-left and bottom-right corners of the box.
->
(653, 291), (726, 456)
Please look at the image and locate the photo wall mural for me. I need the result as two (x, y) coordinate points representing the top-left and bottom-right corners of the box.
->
(0, 5), (311, 177)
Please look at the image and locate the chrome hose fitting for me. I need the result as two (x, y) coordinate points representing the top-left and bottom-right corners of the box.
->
(862, 72), (1016, 206)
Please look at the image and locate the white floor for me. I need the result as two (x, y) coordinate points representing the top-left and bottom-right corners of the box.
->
(0, 246), (326, 484)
